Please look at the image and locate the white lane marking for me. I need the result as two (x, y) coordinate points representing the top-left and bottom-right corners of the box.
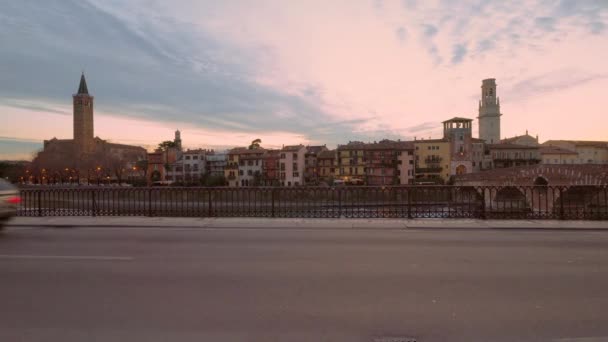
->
(0, 254), (133, 261)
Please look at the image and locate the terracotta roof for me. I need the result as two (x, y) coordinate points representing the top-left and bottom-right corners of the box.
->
(543, 140), (608, 148)
(281, 145), (305, 152)
(487, 143), (539, 150)
(337, 140), (415, 151)
(539, 146), (578, 155)
(414, 138), (448, 143)
(317, 150), (336, 159)
(229, 147), (266, 155)
(305, 145), (326, 155)
(500, 134), (537, 144)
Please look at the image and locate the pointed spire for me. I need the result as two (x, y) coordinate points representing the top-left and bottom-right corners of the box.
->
(77, 72), (89, 95)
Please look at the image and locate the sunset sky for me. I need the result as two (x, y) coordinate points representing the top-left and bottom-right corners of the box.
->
(1, 0), (607, 160)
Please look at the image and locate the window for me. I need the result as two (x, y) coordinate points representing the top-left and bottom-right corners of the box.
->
(280, 153), (285, 159)
(293, 153), (297, 159)
(428, 146), (431, 150)
(409, 160), (413, 165)
(280, 163), (285, 171)
(239, 170), (243, 176)
(255, 160), (259, 166)
(293, 172), (299, 177)
(248, 160), (253, 166)
(193, 156), (198, 160)
(185, 156), (191, 160)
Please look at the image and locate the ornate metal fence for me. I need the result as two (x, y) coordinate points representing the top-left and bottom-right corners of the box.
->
(17, 185), (608, 220)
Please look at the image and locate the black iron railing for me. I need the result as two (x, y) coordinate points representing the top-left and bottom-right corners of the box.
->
(16, 185), (608, 220)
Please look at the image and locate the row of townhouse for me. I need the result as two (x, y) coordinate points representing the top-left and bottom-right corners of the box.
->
(149, 120), (608, 186)
(224, 142), (415, 187)
(225, 145), (320, 187)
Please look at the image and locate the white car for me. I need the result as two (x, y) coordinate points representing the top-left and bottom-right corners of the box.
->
(0, 179), (20, 229)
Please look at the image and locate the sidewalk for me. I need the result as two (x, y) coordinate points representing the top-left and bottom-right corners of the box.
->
(6, 216), (608, 230)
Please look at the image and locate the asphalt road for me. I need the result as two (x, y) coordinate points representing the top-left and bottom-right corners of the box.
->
(1, 226), (608, 342)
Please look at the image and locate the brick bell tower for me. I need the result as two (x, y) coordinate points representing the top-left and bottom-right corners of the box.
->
(73, 72), (95, 153)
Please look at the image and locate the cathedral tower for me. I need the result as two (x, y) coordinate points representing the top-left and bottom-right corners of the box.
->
(477, 78), (502, 144)
(73, 73), (94, 153)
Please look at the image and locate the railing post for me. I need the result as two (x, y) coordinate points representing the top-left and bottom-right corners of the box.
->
(148, 188), (152, 217)
(91, 189), (96, 217)
(271, 188), (275, 218)
(37, 190), (42, 217)
(208, 189), (213, 217)
(559, 187), (564, 220)
(338, 188), (342, 218)
(480, 187), (487, 220)
(407, 187), (412, 219)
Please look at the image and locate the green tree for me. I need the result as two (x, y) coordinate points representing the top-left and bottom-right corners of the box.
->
(248, 138), (262, 150)
(158, 140), (177, 151)
(135, 159), (148, 178)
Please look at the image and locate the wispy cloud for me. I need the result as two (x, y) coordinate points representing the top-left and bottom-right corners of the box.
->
(535, 17), (556, 32)
(451, 43), (468, 64)
(506, 69), (608, 100)
(395, 26), (408, 42)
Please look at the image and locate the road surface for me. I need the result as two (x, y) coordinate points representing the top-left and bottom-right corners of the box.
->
(1, 225), (607, 342)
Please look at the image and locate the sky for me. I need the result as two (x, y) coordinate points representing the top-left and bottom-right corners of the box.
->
(1, 0), (607, 160)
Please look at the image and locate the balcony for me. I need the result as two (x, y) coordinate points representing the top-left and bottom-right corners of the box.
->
(415, 167), (443, 173)
(424, 156), (443, 163)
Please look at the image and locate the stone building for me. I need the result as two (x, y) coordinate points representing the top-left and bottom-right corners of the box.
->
(279, 145), (306, 186)
(36, 73), (146, 183)
(304, 145), (328, 185)
(262, 150), (280, 186)
(317, 150), (336, 182)
(413, 139), (451, 183)
(542, 140), (608, 164)
(540, 146), (579, 164)
(478, 78), (502, 144)
(501, 131), (540, 146)
(206, 152), (227, 177)
(485, 143), (541, 168)
(336, 141), (366, 184)
(441, 117), (487, 173)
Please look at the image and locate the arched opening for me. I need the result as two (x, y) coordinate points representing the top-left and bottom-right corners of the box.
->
(534, 176), (548, 186)
(556, 186), (607, 219)
(456, 165), (467, 175)
(493, 186), (530, 216)
(150, 170), (161, 182)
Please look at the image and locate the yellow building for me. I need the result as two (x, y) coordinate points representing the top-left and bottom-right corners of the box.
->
(224, 148), (242, 187)
(543, 140), (608, 164)
(540, 146), (579, 164)
(413, 139), (451, 183)
(336, 142), (365, 183)
(317, 150), (336, 180)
